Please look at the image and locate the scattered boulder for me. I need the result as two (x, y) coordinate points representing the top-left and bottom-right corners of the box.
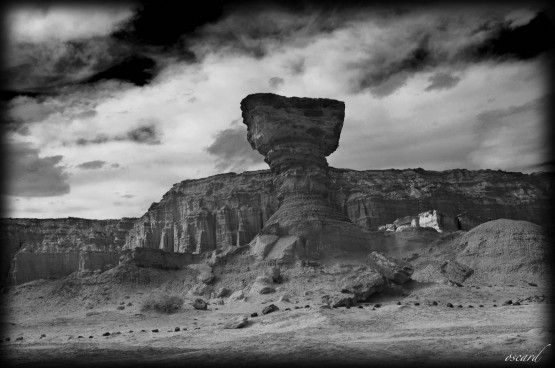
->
(446, 303), (454, 308)
(367, 251), (414, 284)
(259, 286), (275, 294)
(228, 290), (244, 301)
(40, 334), (46, 339)
(117, 306), (125, 310)
(340, 269), (386, 302)
(262, 304), (279, 315)
(189, 264), (214, 284)
(250, 312), (258, 318)
(216, 287), (230, 298)
(440, 260), (474, 285)
(265, 267), (282, 283)
(529, 282), (538, 287)
(152, 329), (159, 333)
(175, 327), (180, 332)
(16, 337), (23, 341)
(224, 316), (248, 329)
(102, 332), (110, 336)
(192, 299), (208, 310)
(278, 294), (290, 302)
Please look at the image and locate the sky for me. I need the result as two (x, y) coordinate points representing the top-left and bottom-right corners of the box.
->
(1, 1), (553, 219)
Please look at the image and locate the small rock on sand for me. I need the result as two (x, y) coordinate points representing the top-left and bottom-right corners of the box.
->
(262, 304), (279, 315)
(192, 299), (208, 310)
(224, 316), (248, 329)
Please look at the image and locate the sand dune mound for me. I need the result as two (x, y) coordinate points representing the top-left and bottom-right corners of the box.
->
(455, 219), (551, 284)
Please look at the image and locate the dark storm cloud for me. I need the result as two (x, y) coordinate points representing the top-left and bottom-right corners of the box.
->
(76, 160), (106, 170)
(269, 77), (284, 88)
(425, 72), (461, 91)
(4, 37), (133, 93)
(346, 9), (552, 96)
(205, 124), (264, 172)
(188, 4), (354, 58)
(3, 4), (162, 94)
(5, 142), (70, 197)
(460, 11), (554, 61)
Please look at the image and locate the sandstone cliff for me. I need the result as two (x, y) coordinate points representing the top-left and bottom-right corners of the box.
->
(0, 217), (135, 287)
(124, 168), (553, 252)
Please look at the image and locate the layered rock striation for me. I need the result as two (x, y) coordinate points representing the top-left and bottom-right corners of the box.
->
(122, 168), (552, 255)
(241, 93), (372, 260)
(0, 217), (135, 287)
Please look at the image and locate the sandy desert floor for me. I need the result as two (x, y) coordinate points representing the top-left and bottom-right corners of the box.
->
(1, 275), (552, 368)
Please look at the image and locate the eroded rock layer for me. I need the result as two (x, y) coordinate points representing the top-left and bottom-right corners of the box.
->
(121, 168), (552, 255)
(0, 217), (135, 287)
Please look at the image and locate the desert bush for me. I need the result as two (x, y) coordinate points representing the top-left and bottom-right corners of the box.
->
(140, 293), (184, 313)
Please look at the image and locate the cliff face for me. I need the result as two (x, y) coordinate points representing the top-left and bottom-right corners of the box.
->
(0, 217), (136, 286)
(124, 168), (553, 251)
(124, 170), (278, 253)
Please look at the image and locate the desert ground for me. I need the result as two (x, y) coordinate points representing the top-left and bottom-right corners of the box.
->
(1, 260), (552, 368)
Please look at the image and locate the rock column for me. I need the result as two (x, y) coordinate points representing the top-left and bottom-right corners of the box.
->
(241, 93), (370, 261)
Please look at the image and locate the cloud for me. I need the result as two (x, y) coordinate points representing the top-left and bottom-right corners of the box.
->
(269, 77), (284, 89)
(469, 97), (547, 171)
(127, 122), (161, 145)
(3, 4), (142, 93)
(74, 122), (161, 146)
(425, 72), (461, 91)
(5, 142), (70, 197)
(7, 4), (136, 43)
(77, 160), (106, 170)
(205, 124), (265, 172)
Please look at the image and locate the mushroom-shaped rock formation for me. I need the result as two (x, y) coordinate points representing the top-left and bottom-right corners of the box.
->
(241, 93), (371, 261)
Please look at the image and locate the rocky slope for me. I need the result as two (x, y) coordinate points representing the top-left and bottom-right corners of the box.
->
(124, 168), (553, 253)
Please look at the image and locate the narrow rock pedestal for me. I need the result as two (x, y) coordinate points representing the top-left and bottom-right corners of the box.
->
(241, 93), (370, 261)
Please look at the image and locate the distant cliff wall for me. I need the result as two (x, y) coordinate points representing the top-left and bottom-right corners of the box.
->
(9, 251), (120, 285)
(0, 217), (135, 287)
(125, 168), (553, 252)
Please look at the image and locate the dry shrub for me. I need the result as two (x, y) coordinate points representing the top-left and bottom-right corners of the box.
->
(140, 293), (184, 313)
